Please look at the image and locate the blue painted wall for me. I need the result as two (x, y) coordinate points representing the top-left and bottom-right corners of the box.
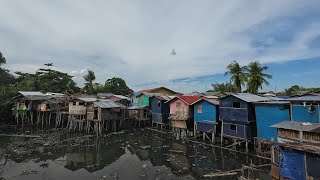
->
(292, 105), (320, 123)
(129, 92), (140, 106)
(222, 123), (252, 139)
(150, 96), (170, 124)
(194, 101), (218, 123)
(219, 96), (251, 123)
(220, 95), (257, 139)
(255, 104), (290, 141)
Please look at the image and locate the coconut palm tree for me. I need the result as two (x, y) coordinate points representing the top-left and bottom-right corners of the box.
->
(246, 61), (272, 94)
(83, 70), (96, 94)
(224, 60), (247, 92)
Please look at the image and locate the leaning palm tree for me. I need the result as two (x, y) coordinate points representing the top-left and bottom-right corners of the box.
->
(246, 61), (272, 94)
(83, 70), (96, 94)
(224, 60), (247, 92)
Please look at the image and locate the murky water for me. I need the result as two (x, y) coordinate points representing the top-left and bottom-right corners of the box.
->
(0, 127), (271, 180)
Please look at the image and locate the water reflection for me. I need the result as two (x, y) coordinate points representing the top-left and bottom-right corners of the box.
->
(0, 129), (271, 180)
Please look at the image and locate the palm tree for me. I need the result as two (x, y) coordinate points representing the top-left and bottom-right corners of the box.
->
(246, 61), (272, 94)
(224, 60), (247, 92)
(83, 70), (96, 94)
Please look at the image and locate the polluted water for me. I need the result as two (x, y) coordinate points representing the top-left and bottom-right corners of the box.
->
(0, 127), (272, 180)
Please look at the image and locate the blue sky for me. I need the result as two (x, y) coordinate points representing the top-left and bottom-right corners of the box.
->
(0, 1), (320, 93)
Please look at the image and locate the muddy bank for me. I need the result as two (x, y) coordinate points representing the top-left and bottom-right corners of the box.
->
(0, 128), (271, 180)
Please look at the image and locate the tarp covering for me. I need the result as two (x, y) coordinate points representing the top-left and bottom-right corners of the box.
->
(276, 145), (306, 180)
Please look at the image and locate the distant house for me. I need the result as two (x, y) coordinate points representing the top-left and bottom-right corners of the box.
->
(254, 101), (290, 141)
(167, 96), (200, 130)
(192, 98), (219, 142)
(129, 92), (141, 107)
(219, 93), (269, 140)
(150, 94), (171, 128)
(136, 92), (163, 107)
(138, 87), (181, 96)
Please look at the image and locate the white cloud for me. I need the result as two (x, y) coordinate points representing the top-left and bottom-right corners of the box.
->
(0, 0), (319, 92)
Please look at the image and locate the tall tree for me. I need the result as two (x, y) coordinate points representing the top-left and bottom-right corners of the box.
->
(0, 51), (6, 65)
(104, 77), (133, 95)
(246, 61), (272, 94)
(224, 60), (247, 92)
(83, 70), (96, 95)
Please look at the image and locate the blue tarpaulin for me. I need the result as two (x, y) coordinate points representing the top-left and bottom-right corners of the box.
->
(275, 145), (306, 180)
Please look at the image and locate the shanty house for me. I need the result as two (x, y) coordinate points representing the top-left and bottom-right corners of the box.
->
(254, 101), (290, 141)
(192, 98), (219, 134)
(289, 96), (320, 123)
(105, 95), (130, 106)
(271, 121), (320, 143)
(150, 94), (171, 126)
(167, 96), (200, 129)
(219, 93), (269, 140)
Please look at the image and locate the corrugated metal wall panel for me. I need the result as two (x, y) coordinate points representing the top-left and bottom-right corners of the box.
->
(255, 104), (290, 141)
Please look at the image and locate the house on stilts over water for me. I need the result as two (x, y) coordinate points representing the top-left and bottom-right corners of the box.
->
(192, 98), (219, 143)
(150, 94), (171, 129)
(12, 91), (69, 128)
(167, 96), (200, 139)
(68, 97), (127, 136)
(219, 93), (269, 150)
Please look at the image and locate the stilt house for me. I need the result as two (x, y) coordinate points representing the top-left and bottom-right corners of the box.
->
(167, 96), (200, 130)
(192, 98), (219, 142)
(219, 93), (268, 140)
(150, 94), (171, 127)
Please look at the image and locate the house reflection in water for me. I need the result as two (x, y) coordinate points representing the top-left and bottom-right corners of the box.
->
(64, 139), (125, 173)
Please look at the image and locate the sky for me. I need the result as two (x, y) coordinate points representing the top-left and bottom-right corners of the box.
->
(1, 0), (320, 93)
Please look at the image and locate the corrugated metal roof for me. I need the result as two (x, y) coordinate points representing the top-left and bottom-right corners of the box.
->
(152, 94), (171, 101)
(265, 96), (284, 101)
(97, 93), (114, 98)
(140, 92), (163, 97)
(289, 96), (320, 102)
(166, 96), (201, 105)
(18, 91), (45, 96)
(113, 95), (130, 100)
(192, 98), (219, 106)
(228, 93), (269, 102)
(77, 97), (98, 102)
(254, 101), (290, 105)
(94, 100), (121, 109)
(271, 121), (320, 132)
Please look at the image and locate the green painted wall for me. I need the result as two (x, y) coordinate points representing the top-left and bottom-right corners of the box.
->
(138, 94), (149, 106)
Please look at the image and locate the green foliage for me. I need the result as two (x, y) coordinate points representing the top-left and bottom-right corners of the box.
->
(104, 77), (133, 95)
(245, 61), (272, 94)
(0, 52), (6, 65)
(284, 85), (305, 96)
(211, 82), (237, 92)
(83, 70), (96, 95)
(15, 69), (79, 94)
(224, 60), (247, 92)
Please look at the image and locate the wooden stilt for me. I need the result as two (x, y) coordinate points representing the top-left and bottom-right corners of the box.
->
(221, 120), (224, 146)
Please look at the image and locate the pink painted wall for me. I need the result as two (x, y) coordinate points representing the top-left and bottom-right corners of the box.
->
(169, 98), (193, 117)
